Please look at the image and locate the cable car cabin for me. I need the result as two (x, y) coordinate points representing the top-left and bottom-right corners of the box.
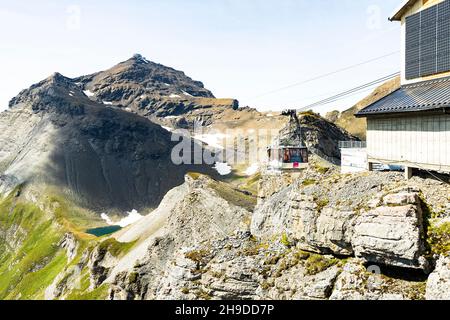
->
(267, 146), (309, 170)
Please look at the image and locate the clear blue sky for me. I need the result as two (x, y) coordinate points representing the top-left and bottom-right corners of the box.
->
(0, 0), (401, 112)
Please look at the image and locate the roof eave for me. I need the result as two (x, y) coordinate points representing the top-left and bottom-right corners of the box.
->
(389, 0), (419, 21)
(354, 87), (402, 118)
(355, 106), (450, 118)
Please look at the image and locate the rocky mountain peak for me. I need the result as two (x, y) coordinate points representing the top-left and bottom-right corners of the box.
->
(47, 72), (68, 83)
(129, 53), (151, 65)
(8, 72), (85, 110)
(71, 55), (233, 117)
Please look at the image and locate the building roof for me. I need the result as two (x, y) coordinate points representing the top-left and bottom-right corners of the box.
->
(356, 77), (450, 117)
(389, 0), (419, 21)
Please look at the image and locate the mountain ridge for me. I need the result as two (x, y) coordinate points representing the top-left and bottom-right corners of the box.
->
(1, 65), (218, 214)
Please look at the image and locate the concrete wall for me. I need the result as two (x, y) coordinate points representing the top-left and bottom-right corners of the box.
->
(341, 148), (368, 174)
(399, 0), (450, 85)
(367, 114), (450, 172)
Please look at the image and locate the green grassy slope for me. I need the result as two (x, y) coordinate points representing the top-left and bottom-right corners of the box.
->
(0, 186), (113, 300)
(0, 189), (66, 299)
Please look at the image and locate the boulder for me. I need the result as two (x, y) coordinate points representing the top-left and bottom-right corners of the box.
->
(252, 185), (429, 270)
(352, 191), (428, 270)
(252, 185), (355, 256)
(426, 256), (450, 300)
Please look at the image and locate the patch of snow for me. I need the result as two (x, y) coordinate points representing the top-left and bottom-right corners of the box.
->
(83, 90), (95, 97)
(194, 133), (229, 150)
(182, 91), (193, 97)
(162, 126), (173, 132)
(214, 162), (232, 176)
(164, 83), (171, 86)
(266, 113), (274, 117)
(103, 101), (113, 105)
(165, 115), (178, 119)
(125, 107), (132, 112)
(101, 210), (144, 228)
(169, 94), (181, 98)
(101, 213), (113, 225)
(244, 163), (260, 176)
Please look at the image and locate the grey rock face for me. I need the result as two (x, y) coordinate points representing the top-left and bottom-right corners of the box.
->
(308, 208), (356, 256)
(108, 175), (254, 300)
(264, 262), (341, 300)
(426, 256), (450, 300)
(45, 248), (91, 300)
(88, 246), (115, 289)
(252, 182), (356, 256)
(277, 113), (359, 164)
(59, 233), (78, 262)
(329, 260), (406, 300)
(252, 182), (429, 270)
(352, 191), (428, 270)
(0, 224), (27, 252)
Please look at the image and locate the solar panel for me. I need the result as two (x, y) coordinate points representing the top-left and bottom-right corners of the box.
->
(420, 5), (437, 77)
(405, 13), (421, 79)
(405, 0), (450, 79)
(437, 1), (450, 73)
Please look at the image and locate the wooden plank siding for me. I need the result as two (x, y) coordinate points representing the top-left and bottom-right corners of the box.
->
(367, 114), (450, 172)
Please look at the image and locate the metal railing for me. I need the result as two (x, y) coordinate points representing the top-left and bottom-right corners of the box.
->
(339, 141), (367, 149)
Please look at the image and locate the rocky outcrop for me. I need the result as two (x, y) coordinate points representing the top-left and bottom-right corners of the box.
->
(88, 246), (116, 289)
(59, 233), (78, 262)
(0, 223), (27, 252)
(329, 260), (410, 300)
(105, 171), (448, 301)
(276, 112), (359, 164)
(426, 256), (450, 300)
(263, 259), (341, 300)
(252, 190), (356, 256)
(45, 247), (92, 300)
(352, 190), (428, 270)
(252, 179), (429, 270)
(108, 175), (254, 300)
(151, 235), (261, 300)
